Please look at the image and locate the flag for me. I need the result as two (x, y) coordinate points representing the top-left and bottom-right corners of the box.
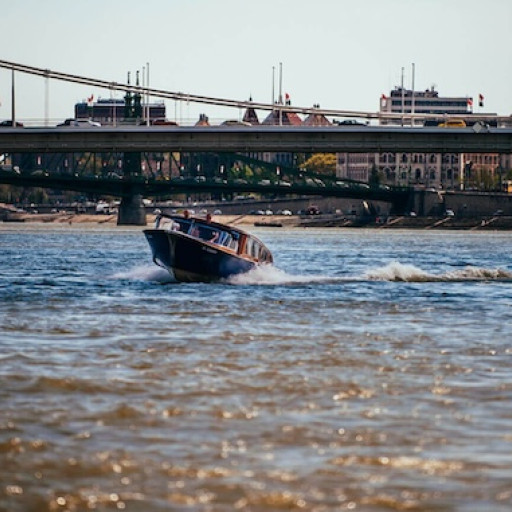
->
(381, 93), (387, 100)
(87, 94), (94, 106)
(478, 93), (484, 107)
(467, 97), (473, 108)
(285, 92), (291, 105)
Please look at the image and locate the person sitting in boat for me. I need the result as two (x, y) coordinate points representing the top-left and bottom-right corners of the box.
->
(154, 209), (163, 228)
(189, 223), (200, 238)
(209, 230), (220, 243)
(166, 220), (180, 231)
(204, 214), (219, 243)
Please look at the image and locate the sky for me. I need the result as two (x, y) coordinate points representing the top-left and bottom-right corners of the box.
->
(1, 0), (511, 124)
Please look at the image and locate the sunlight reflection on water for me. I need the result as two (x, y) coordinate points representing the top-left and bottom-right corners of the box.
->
(1, 226), (512, 511)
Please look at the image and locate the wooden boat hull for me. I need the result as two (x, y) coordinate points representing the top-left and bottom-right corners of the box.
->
(144, 229), (255, 282)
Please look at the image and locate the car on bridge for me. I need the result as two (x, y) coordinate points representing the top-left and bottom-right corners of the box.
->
(221, 120), (252, 127)
(151, 118), (178, 126)
(438, 118), (466, 128)
(57, 118), (101, 128)
(335, 119), (368, 126)
(0, 120), (24, 127)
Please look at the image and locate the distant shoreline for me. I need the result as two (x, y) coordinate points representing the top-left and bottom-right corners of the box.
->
(3, 211), (512, 230)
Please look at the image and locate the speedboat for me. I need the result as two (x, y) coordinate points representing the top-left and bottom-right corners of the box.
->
(144, 211), (273, 282)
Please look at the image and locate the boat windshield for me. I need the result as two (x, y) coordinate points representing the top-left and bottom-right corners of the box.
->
(186, 222), (239, 250)
(176, 219), (192, 233)
(218, 231), (239, 251)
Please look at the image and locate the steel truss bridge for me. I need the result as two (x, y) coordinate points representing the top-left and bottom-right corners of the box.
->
(1, 124), (511, 220)
(0, 170), (410, 206)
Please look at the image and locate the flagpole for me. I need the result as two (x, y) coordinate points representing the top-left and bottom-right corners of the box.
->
(400, 67), (405, 126)
(45, 71), (49, 127)
(146, 62), (150, 126)
(411, 63), (415, 125)
(271, 66), (275, 105)
(11, 69), (15, 126)
(279, 62), (283, 126)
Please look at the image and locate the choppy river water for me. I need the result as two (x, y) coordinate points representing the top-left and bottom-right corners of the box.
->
(1, 224), (511, 511)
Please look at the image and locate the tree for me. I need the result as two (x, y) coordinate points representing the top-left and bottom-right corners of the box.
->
(302, 153), (336, 176)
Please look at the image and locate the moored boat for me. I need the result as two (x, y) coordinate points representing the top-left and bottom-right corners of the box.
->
(144, 211), (273, 282)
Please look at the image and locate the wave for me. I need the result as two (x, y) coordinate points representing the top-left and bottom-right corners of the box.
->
(226, 265), (346, 285)
(114, 262), (512, 286)
(364, 261), (512, 282)
(230, 261), (512, 285)
(111, 265), (176, 284)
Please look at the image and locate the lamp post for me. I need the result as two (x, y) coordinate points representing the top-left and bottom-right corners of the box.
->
(497, 164), (503, 192)
(11, 69), (15, 126)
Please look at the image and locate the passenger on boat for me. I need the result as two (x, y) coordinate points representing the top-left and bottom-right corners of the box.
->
(154, 209), (162, 228)
(204, 214), (219, 243)
(190, 223), (200, 237)
(166, 220), (180, 231)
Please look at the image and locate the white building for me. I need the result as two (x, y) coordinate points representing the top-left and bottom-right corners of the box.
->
(379, 85), (471, 122)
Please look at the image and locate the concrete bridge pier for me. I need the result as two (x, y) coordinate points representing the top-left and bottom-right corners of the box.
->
(117, 151), (147, 225)
(117, 194), (147, 225)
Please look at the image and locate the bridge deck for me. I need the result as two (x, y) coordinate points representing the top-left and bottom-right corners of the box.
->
(1, 125), (511, 153)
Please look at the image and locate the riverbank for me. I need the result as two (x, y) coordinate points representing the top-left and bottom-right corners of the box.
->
(298, 214), (512, 230)
(3, 211), (512, 230)
(1, 212), (294, 227)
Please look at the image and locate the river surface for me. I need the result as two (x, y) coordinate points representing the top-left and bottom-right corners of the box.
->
(1, 224), (511, 512)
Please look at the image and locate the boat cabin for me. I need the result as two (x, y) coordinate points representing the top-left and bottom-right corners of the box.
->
(155, 213), (272, 264)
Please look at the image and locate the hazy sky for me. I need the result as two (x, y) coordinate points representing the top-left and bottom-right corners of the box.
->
(1, 0), (511, 123)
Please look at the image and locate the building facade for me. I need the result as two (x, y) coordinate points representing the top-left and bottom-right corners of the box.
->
(337, 86), (504, 190)
(75, 98), (166, 125)
(379, 85), (471, 120)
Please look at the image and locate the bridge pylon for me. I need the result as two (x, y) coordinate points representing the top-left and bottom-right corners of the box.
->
(117, 193), (147, 226)
(117, 152), (147, 226)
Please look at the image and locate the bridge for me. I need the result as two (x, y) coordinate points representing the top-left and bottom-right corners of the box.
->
(0, 169), (412, 217)
(1, 125), (512, 154)
(1, 59), (511, 224)
(1, 124), (511, 223)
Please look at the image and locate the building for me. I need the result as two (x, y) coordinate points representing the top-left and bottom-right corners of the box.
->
(379, 85), (471, 121)
(337, 86), (505, 190)
(303, 108), (331, 127)
(262, 109), (302, 126)
(74, 97), (166, 125)
(242, 97), (260, 125)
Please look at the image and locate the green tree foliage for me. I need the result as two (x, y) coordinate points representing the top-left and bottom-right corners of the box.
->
(302, 153), (336, 176)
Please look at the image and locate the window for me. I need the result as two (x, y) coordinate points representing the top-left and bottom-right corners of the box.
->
(244, 238), (262, 260)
